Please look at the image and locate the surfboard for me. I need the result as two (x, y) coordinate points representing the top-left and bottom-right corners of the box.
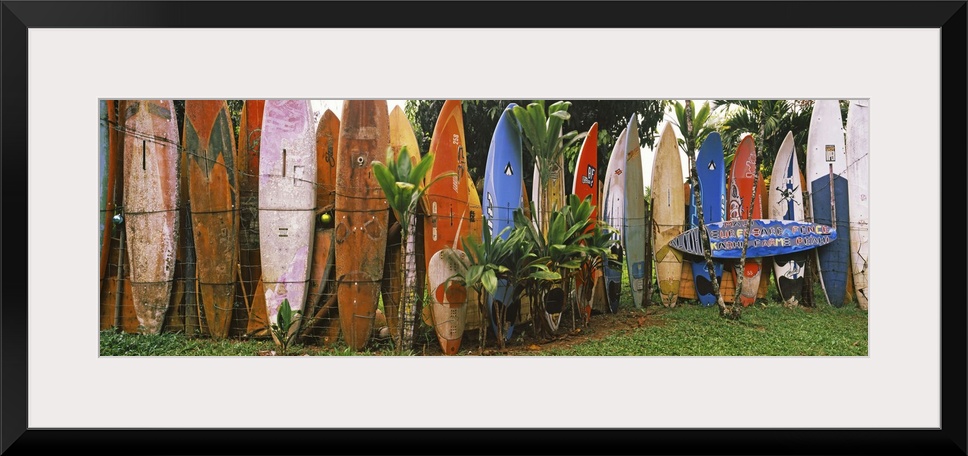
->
(483, 103), (523, 341)
(651, 123), (685, 307)
(237, 100), (269, 337)
(184, 100), (240, 339)
(259, 99), (317, 342)
(427, 248), (469, 355)
(99, 100), (120, 283)
(623, 115), (647, 309)
(423, 100), (470, 354)
(384, 105), (424, 349)
(807, 99), (851, 308)
(768, 131), (808, 307)
(601, 127), (627, 312)
(572, 122), (599, 320)
(121, 100), (180, 334)
(846, 99), (870, 310)
(463, 170), (484, 329)
(670, 218), (836, 258)
(333, 100), (390, 351)
(727, 135), (764, 307)
(305, 108), (340, 344)
(689, 132), (726, 307)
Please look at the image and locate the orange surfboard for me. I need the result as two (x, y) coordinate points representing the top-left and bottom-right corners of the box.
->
(572, 122), (599, 320)
(184, 100), (240, 338)
(335, 100), (390, 351)
(237, 100), (269, 337)
(121, 100), (180, 334)
(305, 108), (341, 345)
(727, 135), (764, 307)
(422, 100), (470, 354)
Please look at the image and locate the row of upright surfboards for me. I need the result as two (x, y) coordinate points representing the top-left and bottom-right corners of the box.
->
(644, 99), (869, 311)
(98, 99), (869, 354)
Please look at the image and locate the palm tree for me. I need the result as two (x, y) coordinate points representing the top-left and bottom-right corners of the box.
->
(713, 100), (812, 177)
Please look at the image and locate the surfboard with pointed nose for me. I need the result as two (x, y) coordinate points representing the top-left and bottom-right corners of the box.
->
(422, 100), (470, 354)
(690, 132), (726, 307)
(727, 135), (763, 307)
(768, 131), (807, 307)
(483, 103), (523, 341)
(184, 100), (240, 339)
(259, 99), (317, 342)
(807, 99), (851, 308)
(651, 122), (685, 308)
(334, 100), (390, 351)
(121, 99), (180, 335)
(602, 127), (627, 312)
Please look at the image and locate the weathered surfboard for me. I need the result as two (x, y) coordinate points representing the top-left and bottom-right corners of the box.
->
(768, 131), (808, 307)
(99, 100), (120, 282)
(807, 99), (851, 308)
(259, 99), (317, 339)
(305, 108), (340, 344)
(237, 100), (269, 337)
(121, 100), (180, 334)
(846, 99), (870, 310)
(184, 100), (239, 339)
(427, 248), (469, 355)
(651, 122), (685, 307)
(335, 100), (390, 351)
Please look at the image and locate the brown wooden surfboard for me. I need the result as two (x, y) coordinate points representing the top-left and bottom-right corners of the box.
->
(184, 100), (240, 339)
(121, 100), (180, 334)
(237, 100), (269, 337)
(335, 100), (390, 352)
(305, 108), (340, 345)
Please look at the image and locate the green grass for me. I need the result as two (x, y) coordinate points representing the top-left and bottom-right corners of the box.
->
(100, 267), (868, 357)
(542, 303), (868, 356)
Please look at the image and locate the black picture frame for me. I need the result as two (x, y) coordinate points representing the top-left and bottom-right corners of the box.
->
(2, 1), (965, 455)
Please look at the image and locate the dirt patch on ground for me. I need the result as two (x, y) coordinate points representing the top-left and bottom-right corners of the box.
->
(375, 305), (670, 356)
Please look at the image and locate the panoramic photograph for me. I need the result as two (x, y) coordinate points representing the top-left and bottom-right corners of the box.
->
(98, 99), (870, 357)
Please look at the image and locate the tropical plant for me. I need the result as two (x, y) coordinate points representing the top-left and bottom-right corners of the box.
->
(575, 218), (621, 325)
(512, 194), (598, 337)
(372, 145), (455, 353)
(510, 101), (587, 237)
(460, 223), (518, 349)
(672, 100), (717, 156)
(268, 299), (301, 354)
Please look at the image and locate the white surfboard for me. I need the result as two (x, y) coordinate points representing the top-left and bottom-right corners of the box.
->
(846, 99), (870, 310)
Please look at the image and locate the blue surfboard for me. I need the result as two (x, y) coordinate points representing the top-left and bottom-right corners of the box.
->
(689, 132), (726, 306)
(669, 219), (837, 259)
(806, 99), (851, 308)
(483, 103), (523, 341)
